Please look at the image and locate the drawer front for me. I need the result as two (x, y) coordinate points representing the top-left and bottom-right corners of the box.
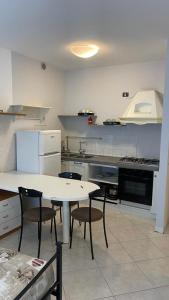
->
(0, 206), (21, 225)
(0, 217), (21, 236)
(0, 195), (20, 212)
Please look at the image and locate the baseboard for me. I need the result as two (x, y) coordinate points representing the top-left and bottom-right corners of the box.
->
(155, 226), (164, 233)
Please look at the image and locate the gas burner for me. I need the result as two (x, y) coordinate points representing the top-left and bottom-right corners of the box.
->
(119, 157), (159, 166)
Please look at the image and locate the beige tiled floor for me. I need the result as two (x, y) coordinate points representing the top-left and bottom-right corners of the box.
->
(1, 203), (169, 300)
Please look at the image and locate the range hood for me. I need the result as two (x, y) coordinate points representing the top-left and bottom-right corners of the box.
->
(120, 90), (163, 125)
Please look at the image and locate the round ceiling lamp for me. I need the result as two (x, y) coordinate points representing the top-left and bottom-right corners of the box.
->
(70, 43), (99, 58)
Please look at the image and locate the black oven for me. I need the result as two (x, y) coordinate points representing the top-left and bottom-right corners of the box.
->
(118, 168), (153, 206)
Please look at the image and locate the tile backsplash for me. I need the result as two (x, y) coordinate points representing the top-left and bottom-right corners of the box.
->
(63, 122), (161, 159)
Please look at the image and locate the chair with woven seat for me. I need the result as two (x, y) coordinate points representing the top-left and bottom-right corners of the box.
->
(50, 172), (81, 233)
(70, 187), (108, 259)
(18, 186), (57, 258)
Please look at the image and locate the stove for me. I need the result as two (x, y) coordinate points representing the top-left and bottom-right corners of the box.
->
(119, 157), (159, 166)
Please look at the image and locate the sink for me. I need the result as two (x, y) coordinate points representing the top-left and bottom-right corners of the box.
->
(74, 154), (94, 159)
(62, 152), (93, 159)
(62, 153), (79, 158)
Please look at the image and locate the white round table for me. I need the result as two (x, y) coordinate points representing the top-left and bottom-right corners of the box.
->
(0, 172), (99, 243)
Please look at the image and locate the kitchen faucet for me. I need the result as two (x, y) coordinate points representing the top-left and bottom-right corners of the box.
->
(79, 141), (87, 155)
(65, 136), (70, 153)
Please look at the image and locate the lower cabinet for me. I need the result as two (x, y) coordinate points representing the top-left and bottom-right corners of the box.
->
(0, 190), (21, 238)
(61, 160), (89, 180)
(61, 160), (70, 173)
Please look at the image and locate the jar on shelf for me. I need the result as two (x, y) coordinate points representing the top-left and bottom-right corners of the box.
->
(88, 116), (93, 125)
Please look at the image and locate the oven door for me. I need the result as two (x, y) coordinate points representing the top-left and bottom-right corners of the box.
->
(118, 168), (153, 205)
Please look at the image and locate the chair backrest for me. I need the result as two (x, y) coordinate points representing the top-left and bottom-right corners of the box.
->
(18, 187), (43, 218)
(89, 186), (108, 220)
(58, 172), (81, 180)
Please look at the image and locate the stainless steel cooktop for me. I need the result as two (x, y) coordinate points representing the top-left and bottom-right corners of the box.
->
(119, 157), (159, 166)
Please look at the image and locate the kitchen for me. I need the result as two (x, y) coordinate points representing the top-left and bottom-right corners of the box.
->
(1, 1), (169, 299)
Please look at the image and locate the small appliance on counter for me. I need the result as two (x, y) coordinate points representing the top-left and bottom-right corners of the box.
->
(103, 118), (121, 125)
(78, 108), (95, 116)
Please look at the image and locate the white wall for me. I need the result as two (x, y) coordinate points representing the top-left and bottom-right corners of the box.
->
(63, 60), (165, 158)
(12, 52), (64, 128)
(0, 48), (13, 109)
(0, 50), (64, 171)
(156, 43), (169, 232)
(64, 60), (165, 121)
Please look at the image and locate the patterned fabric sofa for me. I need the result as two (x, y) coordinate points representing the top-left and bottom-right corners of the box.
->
(0, 243), (62, 300)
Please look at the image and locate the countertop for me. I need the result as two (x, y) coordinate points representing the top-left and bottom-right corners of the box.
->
(62, 153), (159, 171)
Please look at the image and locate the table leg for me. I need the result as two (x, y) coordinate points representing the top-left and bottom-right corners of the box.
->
(62, 201), (70, 243)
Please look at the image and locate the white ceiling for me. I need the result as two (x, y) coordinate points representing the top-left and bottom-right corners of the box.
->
(0, 0), (168, 70)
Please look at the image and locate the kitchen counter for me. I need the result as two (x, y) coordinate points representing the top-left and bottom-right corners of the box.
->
(62, 153), (159, 171)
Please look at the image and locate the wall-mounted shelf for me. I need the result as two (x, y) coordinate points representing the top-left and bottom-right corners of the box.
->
(8, 105), (51, 120)
(58, 115), (127, 127)
(0, 111), (26, 117)
(91, 123), (126, 127)
(58, 114), (97, 118)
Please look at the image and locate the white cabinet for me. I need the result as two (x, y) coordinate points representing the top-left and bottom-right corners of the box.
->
(61, 160), (70, 173)
(62, 160), (89, 180)
(0, 190), (21, 238)
(151, 171), (159, 214)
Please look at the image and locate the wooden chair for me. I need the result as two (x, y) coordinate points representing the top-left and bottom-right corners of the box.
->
(18, 186), (57, 258)
(50, 172), (81, 233)
(70, 187), (108, 259)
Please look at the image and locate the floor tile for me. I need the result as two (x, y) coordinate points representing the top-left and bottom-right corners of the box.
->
(101, 263), (152, 295)
(137, 257), (169, 287)
(109, 225), (148, 242)
(114, 288), (162, 300)
(94, 243), (132, 267)
(97, 298), (115, 300)
(83, 227), (119, 247)
(121, 238), (165, 261)
(63, 268), (112, 300)
(157, 285), (169, 299)
(151, 235), (169, 256)
(0, 206), (161, 300)
(63, 245), (97, 272)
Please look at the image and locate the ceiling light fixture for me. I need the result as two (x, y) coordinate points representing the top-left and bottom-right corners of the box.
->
(70, 43), (99, 58)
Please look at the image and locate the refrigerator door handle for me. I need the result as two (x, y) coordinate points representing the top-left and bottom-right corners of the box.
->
(39, 152), (60, 157)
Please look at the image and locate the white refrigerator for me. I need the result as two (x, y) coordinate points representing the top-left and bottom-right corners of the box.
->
(16, 130), (61, 176)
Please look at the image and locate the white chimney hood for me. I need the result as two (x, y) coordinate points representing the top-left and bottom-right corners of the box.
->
(120, 90), (163, 125)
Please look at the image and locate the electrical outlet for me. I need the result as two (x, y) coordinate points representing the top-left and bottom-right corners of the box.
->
(122, 92), (129, 98)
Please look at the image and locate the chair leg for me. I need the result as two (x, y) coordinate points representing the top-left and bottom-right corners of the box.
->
(89, 221), (94, 260)
(77, 202), (81, 226)
(50, 218), (53, 233)
(38, 222), (40, 239)
(37, 222), (42, 258)
(103, 215), (108, 248)
(60, 206), (62, 223)
(69, 218), (74, 249)
(84, 222), (86, 239)
(18, 219), (23, 252)
(53, 216), (57, 244)
(69, 206), (72, 237)
(50, 204), (54, 233)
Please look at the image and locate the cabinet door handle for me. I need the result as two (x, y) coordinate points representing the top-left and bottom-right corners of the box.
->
(3, 204), (8, 207)
(3, 215), (8, 219)
(74, 162), (82, 165)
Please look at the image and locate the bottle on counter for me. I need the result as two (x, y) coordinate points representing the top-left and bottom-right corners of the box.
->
(88, 116), (93, 125)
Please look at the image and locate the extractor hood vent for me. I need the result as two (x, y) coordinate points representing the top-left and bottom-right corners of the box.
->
(120, 90), (163, 125)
